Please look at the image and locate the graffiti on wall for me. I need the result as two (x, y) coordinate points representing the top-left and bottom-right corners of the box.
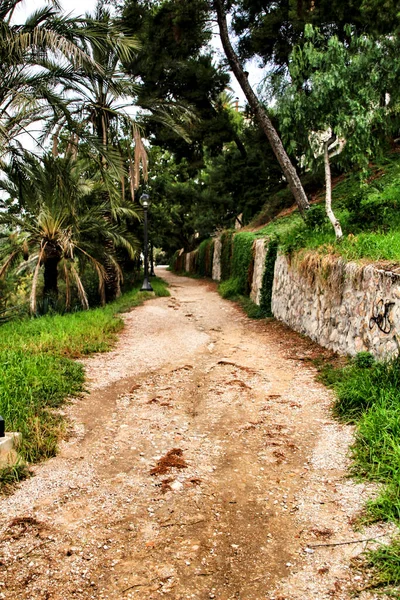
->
(369, 299), (395, 334)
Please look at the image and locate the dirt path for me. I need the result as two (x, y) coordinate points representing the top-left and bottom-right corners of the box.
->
(0, 269), (392, 600)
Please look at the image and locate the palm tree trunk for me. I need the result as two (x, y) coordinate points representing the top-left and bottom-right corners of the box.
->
(104, 232), (121, 302)
(213, 0), (310, 216)
(43, 256), (60, 310)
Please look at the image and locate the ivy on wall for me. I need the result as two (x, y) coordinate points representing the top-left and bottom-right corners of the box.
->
(220, 231), (234, 281)
(231, 232), (256, 296)
(260, 237), (279, 317)
(197, 239), (214, 277)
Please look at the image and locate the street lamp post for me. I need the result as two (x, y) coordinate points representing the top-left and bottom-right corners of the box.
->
(149, 241), (156, 277)
(140, 194), (153, 292)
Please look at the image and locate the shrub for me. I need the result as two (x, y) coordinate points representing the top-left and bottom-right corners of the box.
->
(354, 351), (375, 369)
(218, 278), (240, 299)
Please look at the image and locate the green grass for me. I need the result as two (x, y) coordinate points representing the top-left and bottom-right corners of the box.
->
(0, 277), (169, 485)
(218, 282), (267, 319)
(0, 462), (31, 496)
(318, 352), (400, 595)
(364, 538), (400, 596)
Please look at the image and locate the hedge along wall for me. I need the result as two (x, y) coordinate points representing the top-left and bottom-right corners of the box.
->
(230, 232), (256, 296)
(197, 239), (214, 278)
(220, 231), (235, 281)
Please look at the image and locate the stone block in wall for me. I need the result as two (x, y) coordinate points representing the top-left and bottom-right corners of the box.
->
(250, 238), (268, 305)
(185, 252), (190, 273)
(212, 237), (222, 281)
(272, 252), (400, 359)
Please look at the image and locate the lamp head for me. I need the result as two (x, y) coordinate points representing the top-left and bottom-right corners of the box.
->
(140, 193), (150, 209)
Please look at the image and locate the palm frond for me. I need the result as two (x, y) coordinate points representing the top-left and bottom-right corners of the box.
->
(70, 263), (89, 310)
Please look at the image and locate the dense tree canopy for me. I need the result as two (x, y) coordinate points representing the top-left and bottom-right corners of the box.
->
(231, 0), (400, 69)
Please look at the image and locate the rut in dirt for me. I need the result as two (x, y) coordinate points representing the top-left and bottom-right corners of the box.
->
(0, 268), (380, 600)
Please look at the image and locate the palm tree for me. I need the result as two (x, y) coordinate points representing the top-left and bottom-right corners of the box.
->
(50, 3), (193, 195)
(48, 4), (149, 301)
(0, 153), (140, 313)
(0, 0), (124, 161)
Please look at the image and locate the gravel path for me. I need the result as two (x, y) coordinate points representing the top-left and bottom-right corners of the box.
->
(0, 269), (393, 599)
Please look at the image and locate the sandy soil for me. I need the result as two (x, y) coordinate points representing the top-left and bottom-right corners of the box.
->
(0, 269), (393, 600)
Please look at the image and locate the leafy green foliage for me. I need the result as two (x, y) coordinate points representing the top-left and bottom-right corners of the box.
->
(217, 232), (256, 302)
(259, 237), (279, 317)
(121, 0), (231, 166)
(220, 231), (234, 281)
(197, 239), (214, 277)
(230, 233), (255, 296)
(256, 153), (400, 262)
(218, 278), (240, 299)
(279, 26), (399, 176)
(0, 153), (140, 313)
(231, 0), (399, 70)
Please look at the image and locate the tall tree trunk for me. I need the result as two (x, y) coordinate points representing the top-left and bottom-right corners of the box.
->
(213, 0), (310, 216)
(323, 141), (343, 240)
(43, 255), (60, 311)
(104, 238), (121, 303)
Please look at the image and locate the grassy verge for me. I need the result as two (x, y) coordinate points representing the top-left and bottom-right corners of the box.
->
(318, 351), (400, 594)
(218, 281), (268, 319)
(0, 277), (169, 489)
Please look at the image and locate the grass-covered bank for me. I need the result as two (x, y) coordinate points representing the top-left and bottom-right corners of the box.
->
(255, 153), (400, 263)
(0, 277), (169, 491)
(319, 352), (400, 595)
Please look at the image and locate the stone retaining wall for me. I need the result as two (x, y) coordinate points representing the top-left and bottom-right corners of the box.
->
(212, 238), (222, 281)
(272, 253), (400, 358)
(250, 239), (268, 306)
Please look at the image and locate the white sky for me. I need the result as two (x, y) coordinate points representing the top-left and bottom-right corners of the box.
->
(14, 0), (97, 19)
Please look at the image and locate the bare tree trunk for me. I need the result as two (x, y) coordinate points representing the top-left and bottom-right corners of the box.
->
(323, 141), (343, 240)
(43, 253), (61, 312)
(213, 0), (310, 216)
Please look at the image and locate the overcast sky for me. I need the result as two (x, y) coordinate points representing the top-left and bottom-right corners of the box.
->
(14, 0), (98, 19)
